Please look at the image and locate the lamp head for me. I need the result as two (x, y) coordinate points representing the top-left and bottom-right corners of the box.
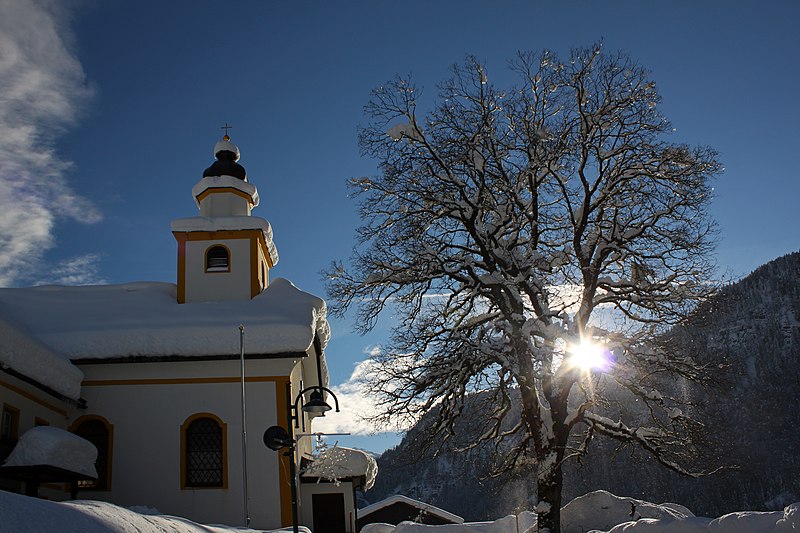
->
(302, 389), (333, 414)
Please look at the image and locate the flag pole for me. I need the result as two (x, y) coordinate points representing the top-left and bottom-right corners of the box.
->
(239, 325), (251, 526)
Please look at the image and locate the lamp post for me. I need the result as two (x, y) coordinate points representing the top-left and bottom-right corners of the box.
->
(264, 383), (340, 533)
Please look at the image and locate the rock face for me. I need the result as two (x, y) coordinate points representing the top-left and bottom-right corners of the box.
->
(366, 252), (800, 520)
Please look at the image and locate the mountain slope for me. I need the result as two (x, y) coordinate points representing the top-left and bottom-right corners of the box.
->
(366, 251), (800, 520)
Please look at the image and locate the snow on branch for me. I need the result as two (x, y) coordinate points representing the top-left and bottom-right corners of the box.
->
(328, 44), (722, 531)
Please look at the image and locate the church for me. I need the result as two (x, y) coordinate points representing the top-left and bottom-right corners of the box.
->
(0, 135), (373, 531)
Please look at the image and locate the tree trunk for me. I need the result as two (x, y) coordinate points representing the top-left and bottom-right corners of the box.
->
(537, 460), (564, 533)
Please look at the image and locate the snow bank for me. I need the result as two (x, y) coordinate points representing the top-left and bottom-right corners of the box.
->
(0, 488), (302, 532)
(363, 490), (800, 533)
(360, 495), (464, 525)
(562, 490), (693, 532)
(0, 314), (84, 400)
(303, 446), (378, 490)
(596, 517), (713, 532)
(573, 491), (800, 533)
(0, 277), (330, 360)
(1, 486), (799, 533)
(3, 426), (97, 478)
(361, 511), (536, 533)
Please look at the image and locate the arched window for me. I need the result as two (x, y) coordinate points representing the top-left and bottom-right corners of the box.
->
(206, 245), (230, 272)
(181, 414), (227, 489)
(70, 416), (113, 490)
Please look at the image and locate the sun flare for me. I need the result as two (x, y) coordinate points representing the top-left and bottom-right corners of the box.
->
(568, 340), (611, 371)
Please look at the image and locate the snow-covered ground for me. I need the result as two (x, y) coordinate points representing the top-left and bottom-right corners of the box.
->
(363, 491), (800, 533)
(1, 489), (798, 532)
(0, 488), (308, 533)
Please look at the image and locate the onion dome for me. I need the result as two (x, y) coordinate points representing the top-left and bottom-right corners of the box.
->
(202, 134), (247, 180)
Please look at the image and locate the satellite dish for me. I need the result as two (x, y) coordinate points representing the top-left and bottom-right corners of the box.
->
(263, 425), (292, 451)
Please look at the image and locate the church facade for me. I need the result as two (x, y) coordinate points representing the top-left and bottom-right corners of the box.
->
(0, 136), (365, 530)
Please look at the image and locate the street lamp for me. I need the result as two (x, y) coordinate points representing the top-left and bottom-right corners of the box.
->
(264, 383), (340, 533)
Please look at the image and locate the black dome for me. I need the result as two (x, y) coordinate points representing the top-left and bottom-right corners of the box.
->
(203, 149), (247, 180)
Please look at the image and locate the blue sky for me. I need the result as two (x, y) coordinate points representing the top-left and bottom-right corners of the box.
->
(2, 0), (798, 452)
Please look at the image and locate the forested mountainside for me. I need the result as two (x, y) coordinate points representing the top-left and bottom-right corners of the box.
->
(365, 252), (800, 521)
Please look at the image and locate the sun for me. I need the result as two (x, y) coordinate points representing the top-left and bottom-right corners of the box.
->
(568, 340), (611, 371)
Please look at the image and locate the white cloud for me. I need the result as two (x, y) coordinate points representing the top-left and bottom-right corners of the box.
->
(313, 349), (409, 436)
(0, 0), (100, 287)
(34, 253), (106, 286)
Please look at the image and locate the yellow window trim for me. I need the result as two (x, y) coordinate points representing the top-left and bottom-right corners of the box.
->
(2, 403), (20, 439)
(180, 412), (228, 490)
(195, 187), (255, 206)
(69, 415), (114, 491)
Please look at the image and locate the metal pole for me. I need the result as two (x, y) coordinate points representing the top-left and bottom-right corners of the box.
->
(239, 325), (251, 527)
(286, 381), (300, 533)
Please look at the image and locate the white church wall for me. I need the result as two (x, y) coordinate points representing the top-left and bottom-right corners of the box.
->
(199, 193), (251, 218)
(74, 358), (302, 529)
(184, 238), (252, 302)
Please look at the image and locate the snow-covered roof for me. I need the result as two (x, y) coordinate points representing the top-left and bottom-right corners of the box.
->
(560, 490), (694, 532)
(0, 277), (329, 361)
(191, 175), (259, 207)
(0, 488), (309, 532)
(170, 215), (279, 266)
(302, 446), (378, 490)
(359, 495), (464, 524)
(0, 314), (84, 400)
(2, 426), (97, 479)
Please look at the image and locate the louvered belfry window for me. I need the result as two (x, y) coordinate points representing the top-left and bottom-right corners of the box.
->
(206, 246), (230, 272)
(185, 417), (224, 487)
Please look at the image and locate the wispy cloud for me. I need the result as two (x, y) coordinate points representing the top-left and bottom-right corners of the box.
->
(314, 346), (409, 436)
(0, 0), (100, 287)
(34, 253), (106, 286)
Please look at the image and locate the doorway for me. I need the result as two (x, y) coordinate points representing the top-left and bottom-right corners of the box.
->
(312, 492), (346, 533)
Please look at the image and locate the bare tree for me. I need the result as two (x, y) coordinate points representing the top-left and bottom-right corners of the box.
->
(327, 44), (721, 532)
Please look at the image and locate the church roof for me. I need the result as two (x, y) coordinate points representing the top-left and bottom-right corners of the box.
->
(0, 278), (329, 364)
(0, 314), (84, 400)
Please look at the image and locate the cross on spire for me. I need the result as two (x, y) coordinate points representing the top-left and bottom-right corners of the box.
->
(221, 123), (233, 140)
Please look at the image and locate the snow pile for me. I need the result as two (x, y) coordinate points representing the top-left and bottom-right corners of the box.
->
(0, 488), (304, 532)
(362, 490), (800, 533)
(592, 507), (799, 532)
(562, 490), (693, 532)
(570, 490), (800, 532)
(0, 277), (330, 359)
(360, 495), (464, 525)
(3, 426), (97, 478)
(0, 314), (83, 400)
(1, 487), (799, 533)
(190, 175), (259, 207)
(303, 446), (378, 490)
(361, 511), (536, 533)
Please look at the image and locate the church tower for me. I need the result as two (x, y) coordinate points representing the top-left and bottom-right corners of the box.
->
(171, 135), (279, 303)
